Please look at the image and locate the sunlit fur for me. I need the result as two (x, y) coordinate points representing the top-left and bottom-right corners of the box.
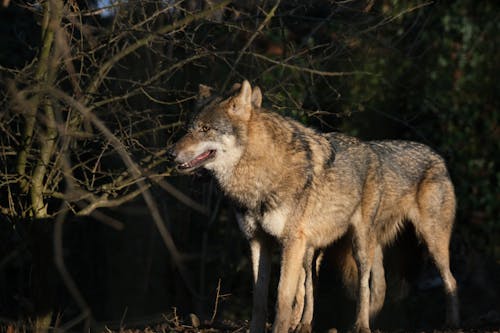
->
(171, 81), (459, 333)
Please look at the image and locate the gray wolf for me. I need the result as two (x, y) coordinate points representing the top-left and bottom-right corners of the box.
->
(169, 80), (459, 333)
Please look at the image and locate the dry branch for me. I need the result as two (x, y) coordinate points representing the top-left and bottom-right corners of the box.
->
(49, 87), (200, 298)
(85, 0), (232, 98)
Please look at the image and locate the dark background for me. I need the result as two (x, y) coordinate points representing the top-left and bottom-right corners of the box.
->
(0, 0), (498, 332)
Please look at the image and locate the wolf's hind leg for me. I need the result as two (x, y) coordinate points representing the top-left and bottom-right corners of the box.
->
(369, 244), (386, 322)
(301, 247), (315, 325)
(290, 267), (306, 331)
(416, 219), (459, 327)
(352, 224), (376, 333)
(294, 247), (316, 333)
(414, 179), (460, 327)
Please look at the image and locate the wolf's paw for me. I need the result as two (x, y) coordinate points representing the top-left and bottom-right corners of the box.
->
(294, 323), (312, 333)
(349, 324), (371, 333)
(445, 310), (460, 328)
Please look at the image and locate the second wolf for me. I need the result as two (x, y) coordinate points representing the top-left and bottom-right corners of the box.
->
(170, 81), (459, 333)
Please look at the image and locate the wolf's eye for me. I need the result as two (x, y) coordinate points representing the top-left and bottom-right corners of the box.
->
(200, 125), (210, 132)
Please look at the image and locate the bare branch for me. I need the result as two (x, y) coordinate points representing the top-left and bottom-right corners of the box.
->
(223, 0), (281, 89)
(249, 52), (374, 77)
(85, 0), (232, 98)
(49, 87), (200, 298)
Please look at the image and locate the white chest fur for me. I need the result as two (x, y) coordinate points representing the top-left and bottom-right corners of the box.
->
(260, 205), (289, 238)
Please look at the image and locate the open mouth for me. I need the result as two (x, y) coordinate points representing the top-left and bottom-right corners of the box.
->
(176, 150), (216, 173)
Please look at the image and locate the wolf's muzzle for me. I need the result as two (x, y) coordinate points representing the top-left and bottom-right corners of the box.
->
(166, 147), (177, 160)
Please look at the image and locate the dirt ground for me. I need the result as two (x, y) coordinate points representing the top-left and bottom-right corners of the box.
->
(104, 235), (500, 333)
(99, 307), (500, 333)
(108, 318), (500, 333)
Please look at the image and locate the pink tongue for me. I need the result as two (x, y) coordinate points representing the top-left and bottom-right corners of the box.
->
(194, 150), (210, 162)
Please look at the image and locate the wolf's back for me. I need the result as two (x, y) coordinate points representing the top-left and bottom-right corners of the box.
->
(324, 133), (452, 191)
(369, 140), (450, 180)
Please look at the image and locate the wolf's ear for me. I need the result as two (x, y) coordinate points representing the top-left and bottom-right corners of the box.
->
(196, 84), (213, 109)
(198, 84), (213, 99)
(230, 80), (253, 120)
(229, 83), (241, 94)
(251, 86), (262, 108)
(236, 80), (252, 106)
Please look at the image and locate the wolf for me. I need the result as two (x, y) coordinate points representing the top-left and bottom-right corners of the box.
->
(169, 80), (459, 333)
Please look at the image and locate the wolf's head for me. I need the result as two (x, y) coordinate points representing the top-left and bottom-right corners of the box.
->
(169, 80), (262, 174)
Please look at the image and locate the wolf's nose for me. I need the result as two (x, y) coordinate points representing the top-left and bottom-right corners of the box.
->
(167, 147), (177, 160)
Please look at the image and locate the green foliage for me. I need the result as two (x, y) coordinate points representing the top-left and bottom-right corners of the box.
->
(429, 2), (500, 259)
(334, 0), (500, 259)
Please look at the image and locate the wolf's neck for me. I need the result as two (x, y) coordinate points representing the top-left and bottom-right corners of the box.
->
(213, 111), (294, 209)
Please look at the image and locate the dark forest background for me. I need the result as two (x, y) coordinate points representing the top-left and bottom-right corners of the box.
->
(0, 0), (498, 332)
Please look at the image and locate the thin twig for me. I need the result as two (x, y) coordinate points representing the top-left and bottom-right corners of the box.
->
(223, 1), (281, 89)
(359, 1), (434, 34)
(249, 52), (374, 77)
(54, 206), (93, 332)
(86, 0), (232, 98)
(209, 278), (222, 324)
(49, 87), (201, 299)
(149, 177), (209, 216)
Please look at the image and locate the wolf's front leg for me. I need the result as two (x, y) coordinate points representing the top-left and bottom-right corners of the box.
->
(352, 227), (376, 333)
(272, 236), (307, 333)
(250, 236), (272, 333)
(299, 247), (316, 333)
